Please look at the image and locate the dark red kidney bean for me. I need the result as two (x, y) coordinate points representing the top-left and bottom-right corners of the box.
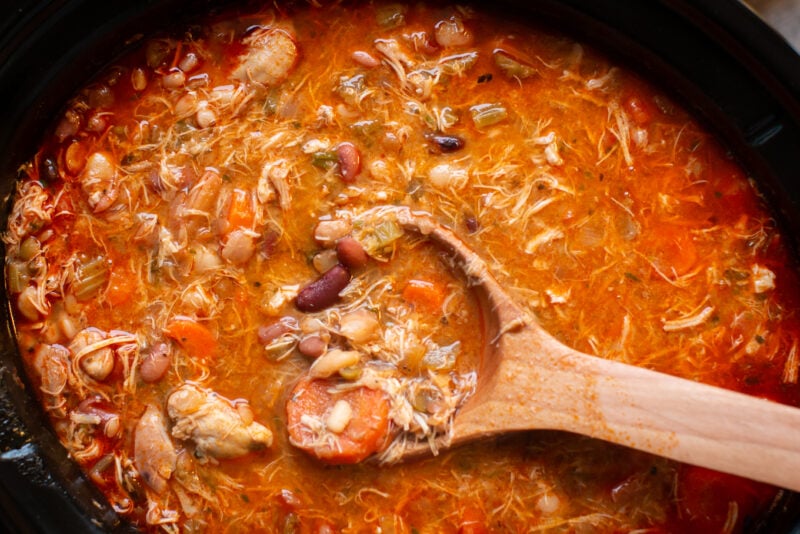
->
(430, 134), (465, 153)
(258, 317), (298, 345)
(464, 213), (480, 233)
(337, 142), (361, 183)
(40, 155), (59, 182)
(261, 229), (279, 258)
(298, 335), (326, 358)
(139, 343), (171, 383)
(295, 265), (351, 312)
(336, 237), (369, 269)
(87, 84), (114, 109)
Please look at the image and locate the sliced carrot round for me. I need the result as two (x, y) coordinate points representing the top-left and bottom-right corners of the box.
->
(286, 376), (391, 464)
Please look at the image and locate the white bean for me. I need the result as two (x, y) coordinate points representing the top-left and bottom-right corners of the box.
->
(339, 309), (379, 344)
(326, 400), (353, 433)
(314, 219), (352, 247)
(309, 349), (360, 378)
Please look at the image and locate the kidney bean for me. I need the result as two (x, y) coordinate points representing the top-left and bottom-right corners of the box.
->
(295, 265), (351, 312)
(258, 317), (298, 345)
(336, 237), (369, 269)
(337, 142), (361, 183)
(298, 335), (326, 358)
(429, 134), (465, 153)
(40, 155), (59, 182)
(139, 343), (171, 383)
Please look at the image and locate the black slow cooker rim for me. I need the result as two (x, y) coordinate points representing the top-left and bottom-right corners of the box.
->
(0, 1), (799, 533)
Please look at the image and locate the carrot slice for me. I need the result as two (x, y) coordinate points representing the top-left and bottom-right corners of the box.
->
(226, 188), (255, 233)
(401, 278), (446, 313)
(286, 376), (391, 464)
(164, 317), (217, 359)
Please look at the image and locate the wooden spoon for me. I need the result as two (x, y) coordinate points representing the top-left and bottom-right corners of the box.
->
(390, 206), (800, 491)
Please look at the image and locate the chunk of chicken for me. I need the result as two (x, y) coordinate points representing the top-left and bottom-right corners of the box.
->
(80, 152), (119, 213)
(134, 405), (177, 494)
(232, 28), (298, 86)
(167, 384), (273, 460)
(31, 343), (70, 416)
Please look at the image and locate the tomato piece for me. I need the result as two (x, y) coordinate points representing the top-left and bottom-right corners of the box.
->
(671, 466), (774, 534)
(104, 268), (137, 306)
(226, 188), (255, 232)
(402, 278), (446, 313)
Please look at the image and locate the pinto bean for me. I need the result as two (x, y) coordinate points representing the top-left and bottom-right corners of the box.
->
(258, 317), (298, 345)
(429, 134), (465, 153)
(314, 219), (352, 247)
(295, 265), (351, 312)
(298, 335), (326, 358)
(336, 237), (369, 269)
(352, 50), (381, 68)
(337, 142), (361, 183)
(140, 343), (171, 383)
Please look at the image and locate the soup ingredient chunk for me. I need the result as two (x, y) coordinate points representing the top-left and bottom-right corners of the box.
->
(167, 384), (273, 460)
(286, 377), (391, 463)
(134, 405), (177, 494)
(233, 28), (298, 85)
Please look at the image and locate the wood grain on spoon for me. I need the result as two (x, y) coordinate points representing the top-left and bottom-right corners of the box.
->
(391, 206), (800, 492)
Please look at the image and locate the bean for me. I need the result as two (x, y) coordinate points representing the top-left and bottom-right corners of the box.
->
(40, 155), (59, 182)
(352, 50), (380, 68)
(309, 348), (360, 378)
(326, 399), (353, 433)
(87, 84), (114, 109)
(258, 317), (297, 345)
(295, 265), (351, 312)
(139, 343), (171, 383)
(429, 134), (465, 153)
(314, 219), (352, 248)
(298, 335), (326, 358)
(337, 142), (361, 183)
(336, 237), (369, 269)
(464, 213), (480, 233)
(81, 348), (115, 382)
(178, 52), (200, 73)
(131, 67), (147, 91)
(434, 16), (473, 48)
(339, 309), (379, 343)
(162, 69), (186, 89)
(313, 249), (339, 274)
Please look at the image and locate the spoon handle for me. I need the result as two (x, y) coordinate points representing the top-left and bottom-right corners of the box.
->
(453, 324), (800, 491)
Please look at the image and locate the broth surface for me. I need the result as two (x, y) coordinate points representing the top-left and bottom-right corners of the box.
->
(4, 1), (800, 532)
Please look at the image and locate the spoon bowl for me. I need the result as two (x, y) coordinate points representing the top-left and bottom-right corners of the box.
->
(390, 206), (800, 492)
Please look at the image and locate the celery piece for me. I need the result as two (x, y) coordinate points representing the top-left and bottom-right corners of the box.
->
(493, 51), (537, 79)
(338, 365), (363, 381)
(438, 52), (479, 76)
(7, 262), (30, 294)
(470, 103), (508, 129)
(311, 151), (338, 170)
(362, 220), (403, 256)
(73, 256), (110, 301)
(17, 236), (41, 262)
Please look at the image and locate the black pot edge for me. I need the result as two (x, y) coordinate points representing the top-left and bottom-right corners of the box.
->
(0, 1), (799, 532)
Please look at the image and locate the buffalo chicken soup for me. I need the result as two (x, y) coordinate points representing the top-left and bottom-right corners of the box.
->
(4, 1), (800, 532)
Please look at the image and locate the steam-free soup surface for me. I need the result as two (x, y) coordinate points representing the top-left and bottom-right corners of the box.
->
(5, 1), (800, 532)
